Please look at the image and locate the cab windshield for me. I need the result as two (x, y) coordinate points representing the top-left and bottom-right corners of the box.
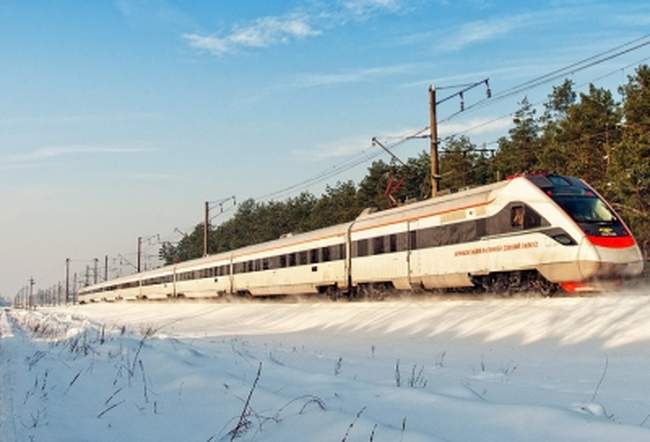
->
(552, 195), (616, 223)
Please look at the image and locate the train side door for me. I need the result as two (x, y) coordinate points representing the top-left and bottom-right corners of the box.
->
(406, 220), (418, 289)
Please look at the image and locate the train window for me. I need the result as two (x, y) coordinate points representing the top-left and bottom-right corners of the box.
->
(288, 253), (296, 267)
(262, 259), (269, 270)
(299, 251), (308, 265)
(339, 244), (346, 259)
(280, 255), (287, 268)
(511, 206), (525, 228)
(389, 234), (397, 253)
(409, 231), (417, 250)
(357, 239), (368, 257)
(548, 175), (571, 187)
(373, 236), (385, 255)
(524, 209), (542, 229)
(310, 249), (319, 263)
(322, 247), (330, 262)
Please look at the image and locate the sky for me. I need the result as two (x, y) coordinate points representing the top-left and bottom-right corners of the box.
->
(1, 0), (650, 299)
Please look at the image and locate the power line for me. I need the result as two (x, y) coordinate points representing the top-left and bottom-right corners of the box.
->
(252, 36), (650, 203)
(63, 38), (650, 283)
(447, 53), (650, 140)
(439, 36), (650, 122)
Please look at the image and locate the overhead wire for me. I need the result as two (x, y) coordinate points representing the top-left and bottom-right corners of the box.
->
(76, 36), (650, 281)
(251, 35), (650, 203)
(439, 36), (650, 122)
(447, 53), (650, 140)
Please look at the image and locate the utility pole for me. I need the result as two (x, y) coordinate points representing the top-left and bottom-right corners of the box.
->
(137, 236), (142, 273)
(72, 273), (77, 304)
(104, 255), (109, 281)
(65, 258), (70, 304)
(428, 79), (490, 198)
(29, 277), (35, 310)
(429, 85), (440, 198)
(93, 258), (99, 284)
(85, 265), (90, 287)
(204, 201), (209, 257)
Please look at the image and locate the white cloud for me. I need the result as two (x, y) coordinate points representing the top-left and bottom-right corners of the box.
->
(3, 146), (155, 165)
(183, 13), (320, 56)
(341, 0), (402, 17)
(301, 134), (375, 159)
(400, 61), (558, 89)
(184, 1), (404, 56)
(0, 112), (161, 126)
(615, 13), (650, 27)
(294, 127), (420, 159)
(296, 117), (512, 160)
(438, 13), (534, 52)
(296, 63), (416, 87)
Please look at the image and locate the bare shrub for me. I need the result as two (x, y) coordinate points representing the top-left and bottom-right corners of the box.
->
(335, 357), (343, 376)
(341, 406), (366, 442)
(407, 365), (428, 388)
(394, 360), (401, 387)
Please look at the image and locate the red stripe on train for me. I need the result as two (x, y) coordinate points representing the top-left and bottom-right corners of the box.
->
(587, 235), (636, 248)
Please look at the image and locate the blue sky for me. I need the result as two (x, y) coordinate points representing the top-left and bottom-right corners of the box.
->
(1, 0), (649, 298)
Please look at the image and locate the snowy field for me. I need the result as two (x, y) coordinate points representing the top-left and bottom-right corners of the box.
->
(3, 291), (650, 441)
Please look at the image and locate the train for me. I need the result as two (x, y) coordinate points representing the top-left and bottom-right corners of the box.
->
(78, 173), (644, 303)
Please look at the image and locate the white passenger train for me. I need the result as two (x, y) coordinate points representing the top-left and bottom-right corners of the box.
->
(78, 174), (644, 302)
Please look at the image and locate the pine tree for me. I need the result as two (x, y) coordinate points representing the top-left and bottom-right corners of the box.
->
(439, 136), (479, 190)
(552, 84), (621, 190)
(491, 97), (540, 178)
(609, 65), (650, 255)
(538, 79), (577, 172)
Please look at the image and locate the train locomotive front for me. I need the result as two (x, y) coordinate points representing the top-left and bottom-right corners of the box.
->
(525, 174), (644, 292)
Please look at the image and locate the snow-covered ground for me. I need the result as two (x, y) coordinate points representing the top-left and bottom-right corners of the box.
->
(3, 291), (650, 441)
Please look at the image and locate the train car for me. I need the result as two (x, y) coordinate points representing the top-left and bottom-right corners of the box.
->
(78, 173), (644, 303)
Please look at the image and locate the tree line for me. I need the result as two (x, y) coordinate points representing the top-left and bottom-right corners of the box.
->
(160, 66), (650, 264)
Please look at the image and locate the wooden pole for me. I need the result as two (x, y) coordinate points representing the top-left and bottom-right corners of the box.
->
(203, 201), (209, 257)
(137, 236), (142, 273)
(429, 85), (439, 197)
(65, 258), (70, 303)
